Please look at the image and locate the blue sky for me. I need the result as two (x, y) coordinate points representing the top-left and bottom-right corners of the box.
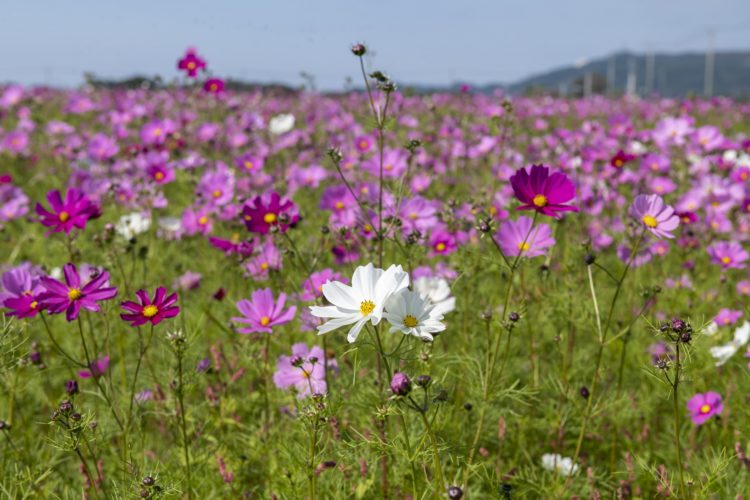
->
(2, 0), (749, 89)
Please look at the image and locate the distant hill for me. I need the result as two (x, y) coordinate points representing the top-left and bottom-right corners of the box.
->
(468, 51), (750, 98)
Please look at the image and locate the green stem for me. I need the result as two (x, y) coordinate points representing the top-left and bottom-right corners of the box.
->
(672, 343), (687, 499)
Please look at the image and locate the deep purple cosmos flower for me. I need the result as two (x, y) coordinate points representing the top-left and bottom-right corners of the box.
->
(177, 47), (206, 78)
(241, 191), (299, 235)
(610, 149), (635, 168)
(36, 188), (100, 235)
(232, 288), (296, 334)
(707, 241), (749, 269)
(120, 287), (180, 327)
(38, 264), (117, 321)
(629, 194), (680, 239)
(509, 164), (578, 218)
(686, 391), (723, 425)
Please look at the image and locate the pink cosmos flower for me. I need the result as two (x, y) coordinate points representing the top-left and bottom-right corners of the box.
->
(38, 264), (118, 321)
(629, 194), (680, 239)
(177, 47), (207, 78)
(299, 269), (347, 302)
(496, 216), (555, 258)
(273, 343), (337, 398)
(707, 241), (749, 269)
(36, 188), (101, 235)
(120, 287), (180, 327)
(241, 191), (299, 235)
(714, 308), (742, 326)
(232, 288), (296, 334)
(510, 164), (578, 218)
(686, 392), (723, 425)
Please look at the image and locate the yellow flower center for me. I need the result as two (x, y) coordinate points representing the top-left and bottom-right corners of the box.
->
(532, 194), (548, 207)
(359, 140), (369, 150)
(700, 404), (711, 414)
(260, 316), (271, 326)
(651, 162), (659, 170)
(409, 212), (418, 220)
(30, 301), (38, 309)
(335, 201), (344, 210)
(721, 256), (732, 265)
(198, 216), (208, 225)
(59, 211), (70, 222)
(264, 213), (277, 224)
(517, 242), (530, 251)
(614, 159), (623, 167)
(187, 61), (196, 70)
(68, 288), (82, 300)
(209, 83), (218, 91)
(403, 315), (418, 328)
(153, 128), (162, 137)
(231, 232), (241, 243)
(142, 305), (158, 317)
(642, 215), (658, 228)
(363, 224), (373, 233)
(435, 242), (446, 252)
(154, 171), (165, 181)
(360, 300), (375, 316)
(260, 262), (269, 270)
(385, 164), (393, 171)
(244, 161), (254, 170)
(212, 189), (222, 198)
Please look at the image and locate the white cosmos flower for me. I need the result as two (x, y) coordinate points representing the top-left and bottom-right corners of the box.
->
(541, 453), (579, 476)
(384, 289), (445, 341)
(310, 263), (409, 343)
(268, 113), (295, 135)
(115, 212), (151, 240)
(413, 276), (455, 316)
(710, 321), (750, 366)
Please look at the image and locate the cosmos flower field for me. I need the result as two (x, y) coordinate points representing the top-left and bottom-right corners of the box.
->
(2, 47), (750, 499)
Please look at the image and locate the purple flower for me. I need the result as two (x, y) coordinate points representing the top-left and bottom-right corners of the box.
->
(177, 47), (206, 78)
(686, 392), (723, 425)
(390, 372), (412, 396)
(232, 288), (296, 334)
(300, 269), (346, 302)
(496, 216), (555, 258)
(38, 264), (118, 321)
(273, 343), (335, 398)
(510, 164), (578, 218)
(35, 188), (101, 235)
(629, 194), (680, 239)
(1, 266), (44, 319)
(707, 241), (749, 269)
(241, 191), (299, 235)
(120, 287), (180, 327)
(78, 356), (110, 379)
(714, 308), (742, 326)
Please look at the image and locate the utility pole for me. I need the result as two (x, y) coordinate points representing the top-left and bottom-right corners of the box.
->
(626, 57), (637, 97)
(704, 27), (716, 97)
(645, 51), (655, 95)
(583, 71), (592, 98)
(607, 54), (616, 96)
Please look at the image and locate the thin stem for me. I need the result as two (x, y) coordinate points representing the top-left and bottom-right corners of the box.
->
(672, 343), (687, 499)
(176, 346), (192, 499)
(40, 314), (87, 367)
(398, 412), (419, 498)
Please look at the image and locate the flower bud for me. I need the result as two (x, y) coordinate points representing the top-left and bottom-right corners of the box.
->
(390, 372), (411, 396)
(415, 374), (432, 388)
(448, 486), (464, 499)
(351, 43), (366, 56)
(65, 379), (79, 395)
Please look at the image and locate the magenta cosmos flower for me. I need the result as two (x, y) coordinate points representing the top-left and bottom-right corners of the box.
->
(686, 391), (723, 425)
(707, 241), (749, 269)
(203, 78), (225, 94)
(36, 188), (100, 234)
(273, 343), (336, 398)
(241, 191), (300, 235)
(510, 164), (578, 218)
(232, 288), (296, 334)
(1, 266), (44, 319)
(38, 264), (117, 321)
(629, 194), (680, 239)
(496, 216), (555, 258)
(177, 47), (206, 78)
(120, 287), (180, 327)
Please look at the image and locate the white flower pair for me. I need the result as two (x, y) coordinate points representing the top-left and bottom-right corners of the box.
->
(310, 263), (448, 343)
